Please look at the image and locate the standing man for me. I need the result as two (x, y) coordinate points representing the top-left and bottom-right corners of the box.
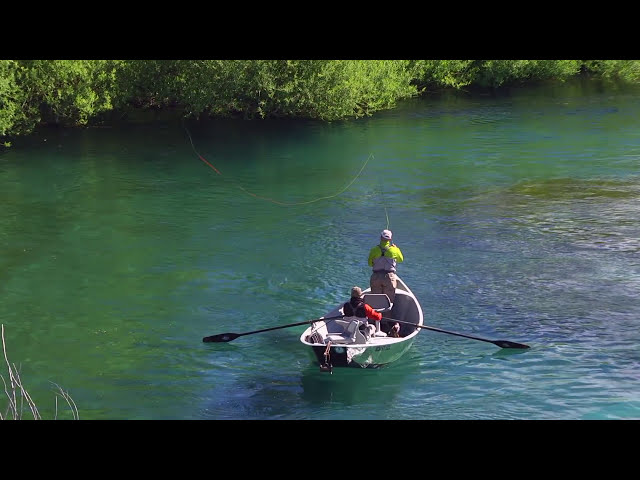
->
(368, 229), (404, 304)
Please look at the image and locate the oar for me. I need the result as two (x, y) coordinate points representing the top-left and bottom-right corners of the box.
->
(385, 318), (530, 349)
(202, 314), (344, 343)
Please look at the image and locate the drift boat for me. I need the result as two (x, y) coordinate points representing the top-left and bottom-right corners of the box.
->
(299, 276), (423, 372)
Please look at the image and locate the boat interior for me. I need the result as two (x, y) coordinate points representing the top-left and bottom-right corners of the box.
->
(307, 290), (421, 345)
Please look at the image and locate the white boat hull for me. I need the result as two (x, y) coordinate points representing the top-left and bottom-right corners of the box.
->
(299, 276), (423, 371)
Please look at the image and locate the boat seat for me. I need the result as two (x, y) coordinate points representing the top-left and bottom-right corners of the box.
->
(363, 293), (393, 312)
(324, 319), (349, 343)
(330, 319), (352, 331)
(363, 294), (392, 337)
(324, 319), (368, 344)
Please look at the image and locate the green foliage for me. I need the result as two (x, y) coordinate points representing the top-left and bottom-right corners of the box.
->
(113, 60), (185, 110)
(472, 60), (582, 88)
(145, 60), (417, 121)
(0, 60), (27, 137)
(409, 60), (583, 90)
(409, 60), (478, 90)
(17, 60), (122, 127)
(1, 59), (640, 145)
(581, 60), (640, 83)
(331, 60), (417, 119)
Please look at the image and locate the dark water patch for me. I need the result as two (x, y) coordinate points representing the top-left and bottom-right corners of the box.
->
(509, 177), (640, 200)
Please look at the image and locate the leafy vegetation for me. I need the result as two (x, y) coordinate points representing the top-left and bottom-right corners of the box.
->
(581, 60), (640, 82)
(1, 60), (639, 147)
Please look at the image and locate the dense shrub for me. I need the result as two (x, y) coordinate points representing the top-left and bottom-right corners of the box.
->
(1, 59), (639, 146)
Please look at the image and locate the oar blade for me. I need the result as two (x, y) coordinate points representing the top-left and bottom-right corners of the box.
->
(494, 340), (530, 349)
(203, 332), (241, 343)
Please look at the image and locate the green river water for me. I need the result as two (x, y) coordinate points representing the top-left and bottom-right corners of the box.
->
(2, 79), (640, 420)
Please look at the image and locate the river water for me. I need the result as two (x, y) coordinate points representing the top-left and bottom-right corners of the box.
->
(2, 78), (640, 420)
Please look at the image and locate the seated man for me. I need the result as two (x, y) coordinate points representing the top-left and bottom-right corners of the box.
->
(343, 286), (399, 340)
